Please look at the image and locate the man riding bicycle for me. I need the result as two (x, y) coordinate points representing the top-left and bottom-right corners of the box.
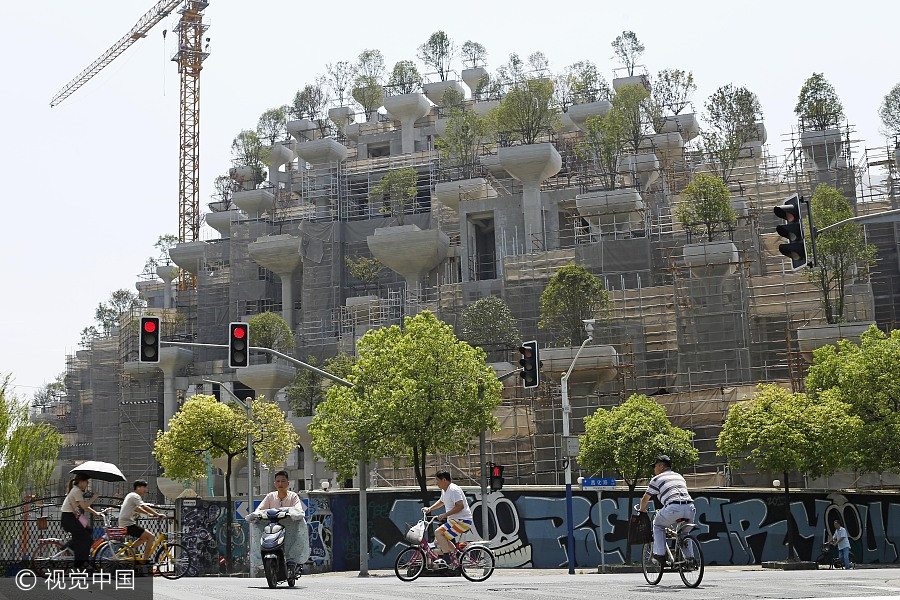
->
(639, 455), (696, 566)
(424, 471), (474, 570)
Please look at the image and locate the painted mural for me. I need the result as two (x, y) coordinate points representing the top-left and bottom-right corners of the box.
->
(316, 488), (900, 571)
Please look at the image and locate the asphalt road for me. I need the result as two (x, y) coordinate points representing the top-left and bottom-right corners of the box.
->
(152, 567), (900, 600)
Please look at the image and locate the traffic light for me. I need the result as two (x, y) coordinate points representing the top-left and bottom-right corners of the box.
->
(229, 322), (249, 368)
(139, 316), (160, 363)
(489, 463), (505, 491)
(774, 195), (809, 270)
(518, 341), (540, 389)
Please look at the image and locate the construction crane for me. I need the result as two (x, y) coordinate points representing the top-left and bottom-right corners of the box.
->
(51, 0), (210, 288)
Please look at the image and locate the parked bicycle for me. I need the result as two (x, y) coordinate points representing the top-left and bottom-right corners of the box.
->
(394, 511), (495, 582)
(637, 506), (704, 588)
(92, 513), (192, 579)
(815, 543), (856, 570)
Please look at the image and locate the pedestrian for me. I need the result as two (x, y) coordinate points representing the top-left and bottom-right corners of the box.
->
(61, 474), (102, 570)
(832, 519), (852, 569)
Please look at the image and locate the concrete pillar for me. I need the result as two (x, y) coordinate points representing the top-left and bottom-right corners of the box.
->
(499, 143), (562, 252)
(158, 347), (193, 430)
(248, 235), (303, 329)
(156, 265), (178, 309)
(383, 93), (430, 154)
(265, 142), (295, 187)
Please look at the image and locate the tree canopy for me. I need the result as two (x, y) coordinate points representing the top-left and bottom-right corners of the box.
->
(0, 376), (62, 506)
(460, 40), (486, 69)
(370, 167), (418, 226)
(291, 80), (334, 138)
(577, 111), (625, 190)
(675, 173), (736, 242)
(646, 69), (696, 132)
(309, 311), (501, 495)
(387, 60), (423, 95)
(879, 82), (900, 135)
(805, 326), (900, 474)
(286, 353), (358, 417)
(436, 88), (489, 174)
(611, 31), (645, 77)
(458, 296), (521, 350)
(489, 77), (558, 145)
(701, 84), (762, 183)
(794, 72), (845, 130)
(418, 31), (455, 81)
(806, 183), (877, 324)
(539, 264), (611, 346)
(558, 61), (610, 107)
(248, 311), (295, 363)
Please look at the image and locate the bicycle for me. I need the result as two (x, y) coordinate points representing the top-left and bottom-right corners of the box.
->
(394, 511), (495, 582)
(815, 542), (856, 570)
(92, 514), (193, 579)
(31, 508), (132, 578)
(638, 508), (704, 588)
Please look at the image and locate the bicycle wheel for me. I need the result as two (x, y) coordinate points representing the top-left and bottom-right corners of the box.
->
(394, 546), (425, 582)
(459, 545), (495, 582)
(31, 540), (69, 578)
(641, 542), (663, 585)
(678, 537), (704, 588)
(154, 542), (192, 580)
(93, 540), (136, 572)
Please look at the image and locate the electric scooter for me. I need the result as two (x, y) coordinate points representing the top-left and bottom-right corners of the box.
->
(258, 508), (300, 588)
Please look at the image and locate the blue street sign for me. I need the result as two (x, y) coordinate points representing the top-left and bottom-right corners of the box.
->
(581, 477), (616, 489)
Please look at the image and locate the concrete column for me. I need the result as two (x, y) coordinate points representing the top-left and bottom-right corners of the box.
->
(156, 265), (178, 309)
(248, 235), (303, 329)
(158, 347), (193, 430)
(499, 143), (562, 252)
(383, 93), (430, 154)
(265, 143), (295, 187)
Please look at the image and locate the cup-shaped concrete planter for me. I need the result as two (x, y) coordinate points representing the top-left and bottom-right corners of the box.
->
(366, 224), (450, 290)
(237, 363), (297, 401)
(575, 188), (644, 236)
(661, 113), (700, 141)
(539, 345), (619, 389)
(461, 67), (488, 96)
(287, 118), (317, 142)
(433, 178), (498, 213)
(295, 138), (348, 166)
(232, 188), (276, 218)
(169, 240), (208, 275)
(617, 153), (660, 190)
(205, 210), (242, 238)
(383, 93), (431, 154)
(612, 75), (648, 92)
(423, 80), (465, 105)
(796, 322), (873, 363)
(567, 100), (613, 131)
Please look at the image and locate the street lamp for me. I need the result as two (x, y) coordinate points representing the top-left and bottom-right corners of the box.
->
(560, 319), (595, 575)
(203, 379), (257, 575)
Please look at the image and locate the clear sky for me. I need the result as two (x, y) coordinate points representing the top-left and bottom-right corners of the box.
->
(0, 0), (897, 400)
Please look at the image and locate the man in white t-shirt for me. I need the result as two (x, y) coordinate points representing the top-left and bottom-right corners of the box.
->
(119, 480), (169, 561)
(424, 471), (474, 569)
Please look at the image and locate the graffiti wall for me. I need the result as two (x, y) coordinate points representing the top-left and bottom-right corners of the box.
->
(314, 488), (900, 571)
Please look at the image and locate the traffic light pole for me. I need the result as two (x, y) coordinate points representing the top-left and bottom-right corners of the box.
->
(802, 196), (819, 268)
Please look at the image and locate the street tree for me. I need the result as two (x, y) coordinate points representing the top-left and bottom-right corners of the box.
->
(154, 394), (297, 573)
(794, 73), (844, 130)
(418, 31), (454, 81)
(611, 31), (645, 77)
(700, 84), (762, 183)
(458, 296), (521, 351)
(488, 77), (558, 145)
(878, 82), (900, 135)
(539, 264), (611, 347)
(0, 376), (63, 506)
(806, 183), (877, 324)
(674, 173), (737, 242)
(248, 311), (294, 363)
(578, 393), (697, 562)
(370, 167), (419, 226)
(717, 384), (860, 559)
(805, 325), (900, 475)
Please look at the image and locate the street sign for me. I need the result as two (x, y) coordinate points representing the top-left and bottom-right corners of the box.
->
(565, 436), (580, 457)
(581, 477), (616, 489)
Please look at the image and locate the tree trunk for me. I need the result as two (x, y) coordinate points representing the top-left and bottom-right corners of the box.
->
(224, 454), (234, 574)
(784, 470), (795, 561)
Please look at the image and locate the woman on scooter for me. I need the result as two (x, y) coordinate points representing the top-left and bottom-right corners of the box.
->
(249, 471), (309, 575)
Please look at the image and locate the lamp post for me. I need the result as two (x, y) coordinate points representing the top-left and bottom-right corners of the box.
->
(204, 379), (256, 575)
(560, 319), (595, 575)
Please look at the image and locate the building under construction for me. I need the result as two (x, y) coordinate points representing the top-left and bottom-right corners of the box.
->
(38, 71), (900, 501)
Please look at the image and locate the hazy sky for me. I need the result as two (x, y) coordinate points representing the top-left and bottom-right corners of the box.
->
(1, 0), (897, 399)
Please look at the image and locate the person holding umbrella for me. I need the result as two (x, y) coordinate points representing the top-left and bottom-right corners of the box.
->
(61, 473), (102, 570)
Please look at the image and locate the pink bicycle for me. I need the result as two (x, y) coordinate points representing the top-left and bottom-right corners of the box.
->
(394, 512), (495, 582)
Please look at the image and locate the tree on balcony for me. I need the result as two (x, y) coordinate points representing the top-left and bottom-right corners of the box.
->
(370, 167), (418, 226)
(878, 82), (900, 135)
(386, 60), (424, 95)
(611, 30), (645, 77)
(436, 88), (490, 177)
(539, 264), (611, 347)
(794, 72), (845, 130)
(645, 68), (696, 133)
(418, 31), (455, 82)
(458, 296), (521, 350)
(488, 77), (558, 146)
(674, 173), (736, 242)
(700, 84), (762, 183)
(291, 79), (335, 138)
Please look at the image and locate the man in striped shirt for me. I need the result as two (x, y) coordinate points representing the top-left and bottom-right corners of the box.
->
(639, 455), (696, 565)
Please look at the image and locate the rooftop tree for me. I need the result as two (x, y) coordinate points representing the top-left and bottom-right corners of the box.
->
(460, 40), (487, 69)
(611, 30), (645, 77)
(489, 76), (558, 145)
(674, 173), (737, 242)
(539, 264), (611, 347)
(700, 84), (762, 183)
(579, 393), (697, 562)
(806, 183), (877, 324)
(557, 60), (611, 107)
(386, 60), (424, 95)
(370, 167), (419, 226)
(645, 69), (696, 133)
(878, 82), (900, 136)
(717, 384), (860, 560)
(231, 129), (266, 186)
(418, 31), (455, 81)
(257, 106), (290, 147)
(291, 79), (334, 138)
(248, 311), (295, 363)
(794, 73), (845, 130)
(351, 49), (386, 120)
(325, 60), (354, 106)
(612, 83), (652, 154)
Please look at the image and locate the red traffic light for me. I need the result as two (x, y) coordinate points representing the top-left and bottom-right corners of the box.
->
(233, 326), (246, 339)
(143, 320), (157, 333)
(492, 467), (500, 477)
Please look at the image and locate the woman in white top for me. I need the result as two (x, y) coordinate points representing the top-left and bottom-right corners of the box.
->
(60, 473), (102, 569)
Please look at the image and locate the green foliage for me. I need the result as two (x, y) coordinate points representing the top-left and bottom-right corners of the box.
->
(577, 111), (625, 190)
(256, 106), (290, 148)
(286, 353), (358, 418)
(94, 289), (143, 336)
(32, 373), (65, 407)
(879, 82), (900, 135)
(611, 31), (645, 77)
(794, 73), (844, 130)
(806, 183), (877, 324)
(387, 60), (423, 95)
(538, 264), (611, 347)
(805, 326), (900, 474)
(248, 311), (295, 363)
(458, 296), (521, 349)
(345, 255), (384, 284)
(579, 393), (697, 491)
(675, 174), (736, 242)
(351, 49), (386, 120)
(717, 384), (860, 479)
(291, 80), (334, 138)
(0, 376), (63, 506)
(436, 91), (490, 172)
(370, 167), (418, 226)
(488, 77), (559, 145)
(310, 311), (502, 493)
(79, 326), (99, 348)
(418, 31), (455, 81)
(700, 84), (762, 183)
(460, 40), (486, 69)
(325, 61), (354, 106)
(231, 129), (266, 185)
(612, 84), (651, 153)
(556, 61), (610, 108)
(646, 69), (696, 132)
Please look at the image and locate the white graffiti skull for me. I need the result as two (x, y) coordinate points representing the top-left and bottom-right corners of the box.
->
(470, 491), (532, 568)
